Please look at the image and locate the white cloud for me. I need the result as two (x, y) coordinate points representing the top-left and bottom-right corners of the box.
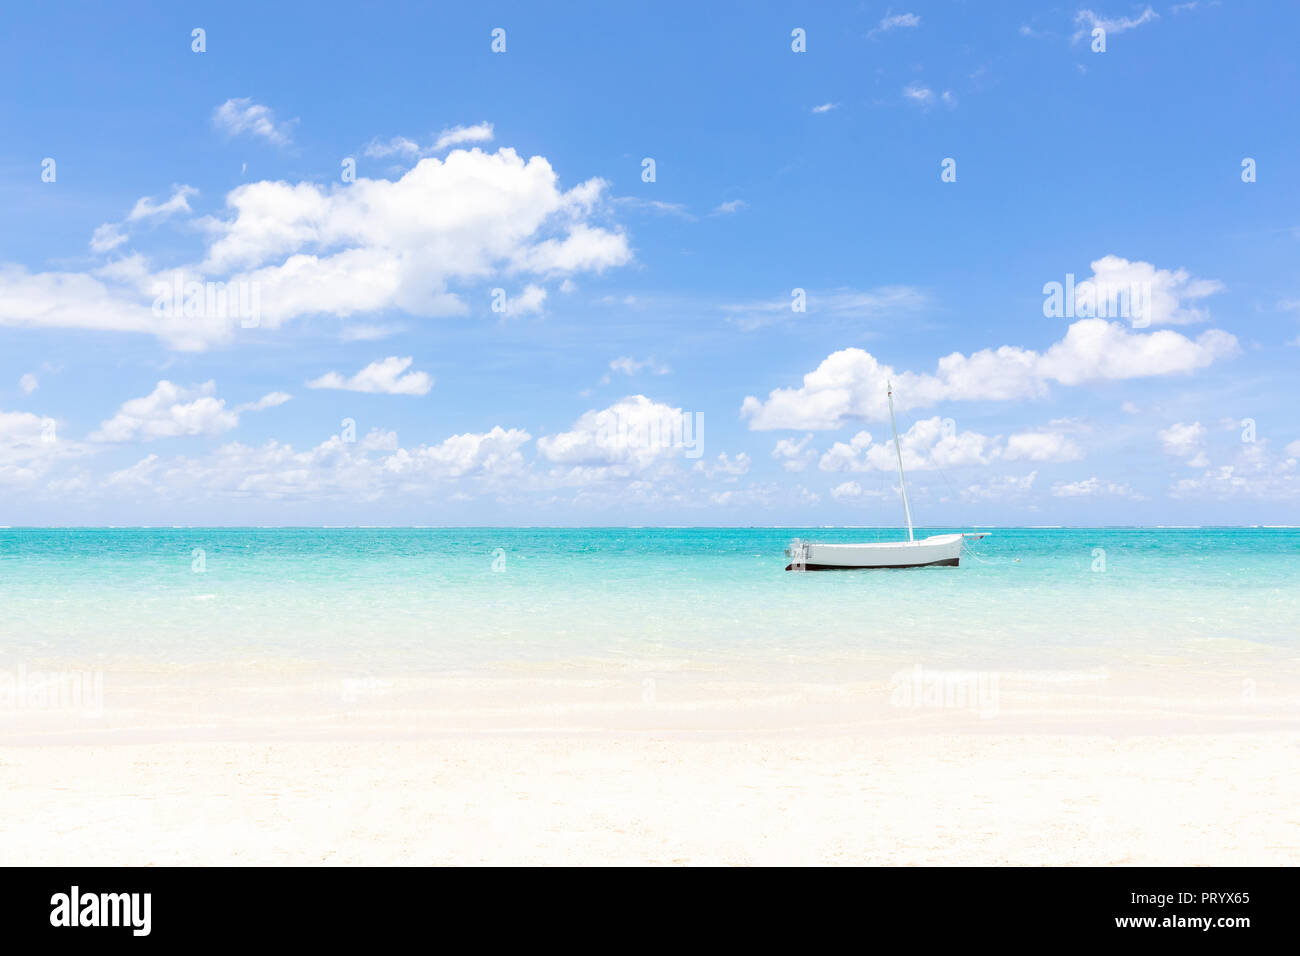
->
(961, 472), (1038, 502)
(500, 283), (547, 317)
(90, 381), (286, 443)
(1073, 7), (1158, 43)
(365, 123), (495, 159)
(212, 98), (295, 146)
(1050, 476), (1139, 498)
(538, 396), (703, 473)
(0, 145), (631, 349)
(128, 185), (198, 222)
(307, 356), (433, 396)
(1060, 255), (1224, 326)
(816, 421), (1082, 470)
(103, 425), (531, 501)
(0, 410), (91, 485)
(741, 313), (1238, 431)
(381, 426), (531, 480)
(339, 323), (402, 342)
(614, 197), (694, 220)
(772, 433), (816, 472)
(830, 480), (889, 503)
(90, 224), (127, 253)
(819, 419), (999, 473)
(871, 12), (921, 36)
(1003, 430), (1083, 462)
(363, 135), (422, 159)
(694, 452), (750, 479)
(90, 185), (199, 256)
(1170, 441), (1299, 501)
(238, 391), (292, 412)
(607, 356), (670, 378)
(1158, 421), (1209, 467)
(433, 122), (494, 152)
(19, 373), (38, 395)
(712, 200), (746, 215)
(811, 102), (838, 114)
(903, 84), (935, 106)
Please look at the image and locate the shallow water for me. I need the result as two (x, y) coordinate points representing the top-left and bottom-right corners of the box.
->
(1, 528), (1296, 681)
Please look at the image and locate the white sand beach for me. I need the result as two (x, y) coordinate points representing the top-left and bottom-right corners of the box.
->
(3, 664), (1298, 866)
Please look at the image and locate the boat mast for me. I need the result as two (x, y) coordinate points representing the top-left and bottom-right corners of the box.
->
(887, 381), (915, 543)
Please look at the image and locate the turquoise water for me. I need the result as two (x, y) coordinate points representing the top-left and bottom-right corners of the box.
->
(1, 528), (1297, 675)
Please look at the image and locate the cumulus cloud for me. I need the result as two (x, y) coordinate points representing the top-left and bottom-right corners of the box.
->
(1158, 421), (1209, 467)
(0, 410), (92, 485)
(819, 418), (998, 473)
(1051, 255), (1224, 326)
(772, 433), (816, 472)
(1003, 430), (1083, 462)
(104, 425), (531, 501)
(91, 381), (287, 442)
(307, 356), (433, 396)
(694, 452), (750, 479)
(707, 482), (787, 508)
(19, 374), (38, 395)
(815, 419), (1084, 471)
(1169, 441), (1299, 501)
(811, 103), (838, 113)
(0, 144), (631, 349)
(212, 98), (295, 146)
(830, 480), (889, 503)
(1050, 476), (1140, 498)
(741, 313), (1237, 430)
(382, 426), (531, 480)
(961, 472), (1038, 502)
(538, 396), (703, 473)
(499, 283), (547, 317)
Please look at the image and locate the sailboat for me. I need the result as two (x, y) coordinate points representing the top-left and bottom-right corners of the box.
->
(785, 382), (988, 570)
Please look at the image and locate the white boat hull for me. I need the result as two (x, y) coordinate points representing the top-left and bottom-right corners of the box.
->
(786, 533), (984, 570)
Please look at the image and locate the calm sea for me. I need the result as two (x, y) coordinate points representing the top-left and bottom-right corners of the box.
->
(1, 528), (1296, 678)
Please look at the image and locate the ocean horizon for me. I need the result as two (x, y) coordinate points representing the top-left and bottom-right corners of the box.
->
(4, 527), (1296, 683)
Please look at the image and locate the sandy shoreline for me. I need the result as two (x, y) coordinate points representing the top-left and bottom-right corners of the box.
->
(3, 731), (1297, 866)
(3, 665), (1298, 865)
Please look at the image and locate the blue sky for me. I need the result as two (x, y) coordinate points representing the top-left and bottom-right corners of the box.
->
(1, 1), (1298, 526)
